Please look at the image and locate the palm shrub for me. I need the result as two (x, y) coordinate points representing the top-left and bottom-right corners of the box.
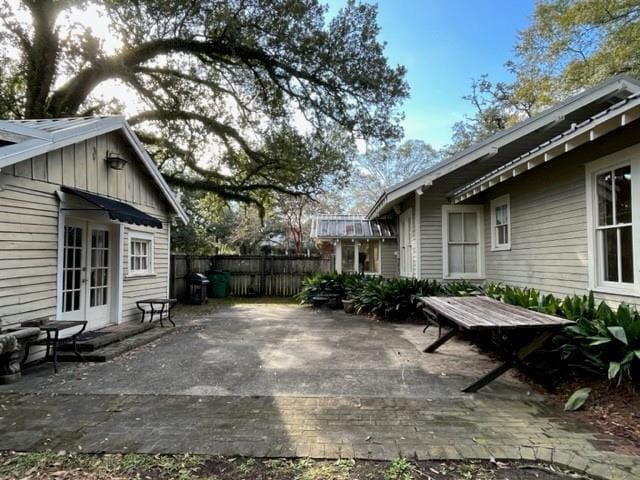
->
(483, 283), (560, 314)
(296, 272), (352, 304)
(352, 277), (450, 321)
(559, 298), (640, 385)
(485, 285), (640, 386)
(440, 281), (484, 297)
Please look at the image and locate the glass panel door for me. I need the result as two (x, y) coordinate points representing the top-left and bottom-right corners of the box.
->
(90, 229), (110, 307)
(62, 223), (84, 315)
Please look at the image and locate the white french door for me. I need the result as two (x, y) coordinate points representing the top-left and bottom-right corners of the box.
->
(61, 218), (114, 329)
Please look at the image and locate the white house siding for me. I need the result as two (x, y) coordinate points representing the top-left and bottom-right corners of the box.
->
(482, 157), (589, 296)
(397, 196), (418, 277)
(380, 239), (398, 277)
(0, 131), (172, 328)
(479, 126), (640, 306)
(418, 187), (449, 280)
(121, 221), (170, 323)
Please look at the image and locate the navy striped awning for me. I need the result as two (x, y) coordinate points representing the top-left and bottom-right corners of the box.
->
(60, 186), (163, 229)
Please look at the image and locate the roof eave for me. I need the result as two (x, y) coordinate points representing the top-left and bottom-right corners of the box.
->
(451, 92), (640, 202)
(0, 117), (189, 224)
(367, 75), (640, 218)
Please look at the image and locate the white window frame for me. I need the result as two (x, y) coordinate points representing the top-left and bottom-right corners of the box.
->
(399, 208), (415, 277)
(128, 231), (155, 277)
(442, 204), (485, 280)
(359, 240), (381, 275)
(585, 145), (640, 296)
(490, 194), (511, 251)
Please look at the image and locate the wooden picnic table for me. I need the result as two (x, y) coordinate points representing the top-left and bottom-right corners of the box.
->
(416, 296), (574, 393)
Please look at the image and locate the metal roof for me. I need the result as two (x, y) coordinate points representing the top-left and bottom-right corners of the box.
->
(0, 116), (188, 223)
(310, 214), (396, 239)
(61, 186), (164, 228)
(451, 90), (640, 202)
(367, 74), (640, 219)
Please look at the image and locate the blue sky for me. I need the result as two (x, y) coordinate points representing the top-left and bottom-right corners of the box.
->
(327, 0), (535, 148)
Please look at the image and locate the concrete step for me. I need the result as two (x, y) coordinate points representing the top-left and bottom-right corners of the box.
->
(57, 325), (174, 362)
(58, 322), (157, 352)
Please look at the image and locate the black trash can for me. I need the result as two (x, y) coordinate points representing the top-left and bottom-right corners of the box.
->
(186, 273), (210, 304)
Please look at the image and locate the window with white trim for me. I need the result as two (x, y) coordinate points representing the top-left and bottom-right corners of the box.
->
(587, 152), (638, 294)
(129, 232), (154, 276)
(442, 205), (484, 279)
(399, 209), (414, 277)
(490, 194), (511, 251)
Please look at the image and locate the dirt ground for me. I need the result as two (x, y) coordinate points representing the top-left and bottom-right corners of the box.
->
(0, 452), (593, 480)
(547, 375), (640, 457)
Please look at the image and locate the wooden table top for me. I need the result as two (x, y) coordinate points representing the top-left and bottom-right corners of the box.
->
(417, 296), (574, 331)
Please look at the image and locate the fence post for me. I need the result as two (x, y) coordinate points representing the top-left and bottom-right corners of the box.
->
(170, 254), (175, 298)
(259, 254), (266, 296)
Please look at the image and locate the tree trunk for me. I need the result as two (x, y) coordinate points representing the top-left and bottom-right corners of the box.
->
(23, 0), (61, 118)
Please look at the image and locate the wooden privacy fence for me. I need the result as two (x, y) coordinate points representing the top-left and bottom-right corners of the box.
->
(170, 254), (330, 299)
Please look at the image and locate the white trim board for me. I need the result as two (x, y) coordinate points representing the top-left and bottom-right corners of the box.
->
(441, 204), (485, 281)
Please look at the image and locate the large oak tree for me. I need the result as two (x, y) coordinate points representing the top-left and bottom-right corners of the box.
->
(0, 0), (407, 207)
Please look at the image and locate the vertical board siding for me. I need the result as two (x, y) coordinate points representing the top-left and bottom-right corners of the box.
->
(171, 255), (328, 299)
(0, 130), (174, 328)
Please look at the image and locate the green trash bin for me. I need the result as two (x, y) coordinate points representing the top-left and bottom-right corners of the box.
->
(206, 271), (231, 298)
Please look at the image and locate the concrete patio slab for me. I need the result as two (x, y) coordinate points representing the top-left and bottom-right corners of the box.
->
(0, 304), (638, 479)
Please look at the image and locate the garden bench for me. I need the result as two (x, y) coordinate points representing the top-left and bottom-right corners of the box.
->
(312, 294), (341, 309)
(416, 296), (574, 393)
(20, 320), (87, 374)
(136, 298), (177, 327)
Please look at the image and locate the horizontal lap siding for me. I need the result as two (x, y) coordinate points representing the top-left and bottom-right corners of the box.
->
(121, 204), (170, 323)
(0, 179), (59, 326)
(483, 158), (589, 297)
(481, 129), (640, 307)
(419, 186), (451, 280)
(0, 131), (173, 328)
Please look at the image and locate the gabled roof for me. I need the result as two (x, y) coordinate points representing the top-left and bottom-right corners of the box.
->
(0, 116), (188, 223)
(367, 74), (640, 218)
(311, 214), (396, 240)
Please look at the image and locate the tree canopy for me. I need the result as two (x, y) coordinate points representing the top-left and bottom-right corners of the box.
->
(512, 0), (640, 103)
(349, 139), (440, 212)
(446, 0), (640, 155)
(0, 0), (408, 208)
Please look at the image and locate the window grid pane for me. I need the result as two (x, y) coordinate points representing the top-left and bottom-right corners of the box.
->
(596, 165), (633, 285)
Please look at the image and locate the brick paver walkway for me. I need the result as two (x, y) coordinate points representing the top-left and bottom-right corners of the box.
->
(1, 304), (638, 480)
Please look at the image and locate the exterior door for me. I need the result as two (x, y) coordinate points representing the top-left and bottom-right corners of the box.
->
(61, 219), (114, 329)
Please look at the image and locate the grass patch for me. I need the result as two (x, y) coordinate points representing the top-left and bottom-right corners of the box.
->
(174, 296), (299, 316)
(385, 457), (413, 480)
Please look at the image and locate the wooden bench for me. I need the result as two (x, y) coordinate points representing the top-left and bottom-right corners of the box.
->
(416, 296), (574, 393)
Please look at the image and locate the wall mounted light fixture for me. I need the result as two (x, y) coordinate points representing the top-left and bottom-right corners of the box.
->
(105, 151), (127, 170)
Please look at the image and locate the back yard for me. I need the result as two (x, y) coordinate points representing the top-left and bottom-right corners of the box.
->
(1, 300), (638, 480)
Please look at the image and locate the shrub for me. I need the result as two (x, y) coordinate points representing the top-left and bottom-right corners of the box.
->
(295, 272), (351, 304)
(485, 284), (640, 386)
(298, 273), (479, 321)
(560, 300), (640, 385)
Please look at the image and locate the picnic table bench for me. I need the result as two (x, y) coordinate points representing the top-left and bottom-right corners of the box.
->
(20, 320), (87, 374)
(416, 296), (574, 393)
(136, 298), (177, 327)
